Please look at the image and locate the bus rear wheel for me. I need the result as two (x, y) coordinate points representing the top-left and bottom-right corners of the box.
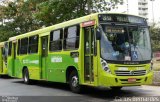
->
(23, 68), (30, 84)
(69, 70), (81, 93)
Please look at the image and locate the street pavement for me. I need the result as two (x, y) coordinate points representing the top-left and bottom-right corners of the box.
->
(0, 76), (160, 102)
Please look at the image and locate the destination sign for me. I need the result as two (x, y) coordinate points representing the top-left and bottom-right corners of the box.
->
(82, 20), (95, 27)
(106, 27), (124, 33)
(99, 14), (146, 24)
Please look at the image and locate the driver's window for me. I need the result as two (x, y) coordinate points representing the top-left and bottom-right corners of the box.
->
(105, 26), (129, 52)
(130, 27), (146, 48)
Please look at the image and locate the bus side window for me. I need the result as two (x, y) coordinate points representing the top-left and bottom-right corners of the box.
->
(50, 29), (63, 51)
(4, 42), (8, 56)
(8, 42), (12, 56)
(17, 40), (20, 55)
(28, 35), (39, 54)
(20, 38), (28, 54)
(3, 42), (8, 64)
(63, 25), (80, 50)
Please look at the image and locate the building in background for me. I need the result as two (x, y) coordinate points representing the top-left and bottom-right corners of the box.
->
(110, 0), (149, 19)
(138, 0), (148, 18)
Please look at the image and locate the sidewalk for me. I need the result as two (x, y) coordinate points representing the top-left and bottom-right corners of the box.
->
(153, 71), (160, 85)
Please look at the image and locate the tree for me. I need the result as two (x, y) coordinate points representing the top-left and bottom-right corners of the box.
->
(0, 0), (123, 42)
(35, 0), (123, 26)
(0, 0), (44, 41)
(150, 24), (160, 52)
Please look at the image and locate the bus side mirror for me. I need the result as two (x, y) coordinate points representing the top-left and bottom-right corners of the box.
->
(96, 28), (101, 40)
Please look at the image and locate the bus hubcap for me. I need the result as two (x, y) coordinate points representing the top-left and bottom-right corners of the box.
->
(71, 76), (78, 87)
(24, 74), (28, 82)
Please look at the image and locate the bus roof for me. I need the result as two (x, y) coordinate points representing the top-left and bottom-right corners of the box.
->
(0, 41), (5, 47)
(0, 42), (4, 45)
(100, 12), (146, 18)
(8, 13), (145, 41)
(9, 13), (98, 41)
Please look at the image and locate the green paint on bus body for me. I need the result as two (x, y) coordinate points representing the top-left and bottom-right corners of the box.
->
(5, 13), (153, 88)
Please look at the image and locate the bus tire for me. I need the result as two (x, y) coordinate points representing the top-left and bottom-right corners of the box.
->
(23, 68), (30, 84)
(110, 86), (122, 91)
(69, 70), (81, 93)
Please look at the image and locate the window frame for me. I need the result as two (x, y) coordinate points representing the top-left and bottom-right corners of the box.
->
(49, 29), (63, 52)
(63, 24), (80, 50)
(28, 35), (39, 54)
(8, 41), (12, 56)
(19, 37), (28, 55)
(17, 39), (21, 55)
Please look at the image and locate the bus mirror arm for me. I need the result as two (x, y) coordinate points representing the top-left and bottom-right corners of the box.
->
(96, 28), (101, 40)
(94, 44), (97, 56)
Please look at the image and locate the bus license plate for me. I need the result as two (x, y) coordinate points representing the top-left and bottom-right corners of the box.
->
(128, 78), (136, 83)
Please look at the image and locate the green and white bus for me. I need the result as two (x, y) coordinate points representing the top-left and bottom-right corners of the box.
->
(7, 13), (153, 93)
(0, 42), (8, 76)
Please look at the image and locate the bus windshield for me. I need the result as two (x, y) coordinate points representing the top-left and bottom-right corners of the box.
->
(100, 24), (152, 62)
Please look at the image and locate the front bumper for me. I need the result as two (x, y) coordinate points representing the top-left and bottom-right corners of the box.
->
(98, 71), (153, 87)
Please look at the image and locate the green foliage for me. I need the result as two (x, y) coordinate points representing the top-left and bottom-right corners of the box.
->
(0, 0), (43, 42)
(150, 24), (160, 52)
(35, 0), (123, 25)
(0, 0), (123, 42)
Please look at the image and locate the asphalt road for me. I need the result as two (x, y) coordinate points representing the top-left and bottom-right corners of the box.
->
(0, 76), (160, 102)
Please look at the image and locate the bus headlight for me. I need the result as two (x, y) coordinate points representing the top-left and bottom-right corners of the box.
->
(101, 58), (111, 73)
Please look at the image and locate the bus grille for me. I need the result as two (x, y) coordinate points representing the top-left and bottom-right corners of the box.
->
(115, 70), (146, 76)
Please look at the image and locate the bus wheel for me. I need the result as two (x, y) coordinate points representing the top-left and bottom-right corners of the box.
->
(23, 68), (30, 84)
(110, 86), (122, 91)
(69, 71), (81, 93)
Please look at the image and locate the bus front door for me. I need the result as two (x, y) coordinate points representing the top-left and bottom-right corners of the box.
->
(84, 26), (96, 84)
(41, 36), (48, 80)
(13, 42), (17, 76)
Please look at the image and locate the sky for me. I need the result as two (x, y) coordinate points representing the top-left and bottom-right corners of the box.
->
(110, 0), (160, 24)
(148, 0), (160, 23)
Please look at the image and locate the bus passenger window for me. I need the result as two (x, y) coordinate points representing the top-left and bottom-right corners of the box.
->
(8, 42), (12, 56)
(50, 29), (62, 51)
(28, 35), (38, 54)
(17, 40), (20, 55)
(64, 25), (80, 50)
(20, 38), (28, 54)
